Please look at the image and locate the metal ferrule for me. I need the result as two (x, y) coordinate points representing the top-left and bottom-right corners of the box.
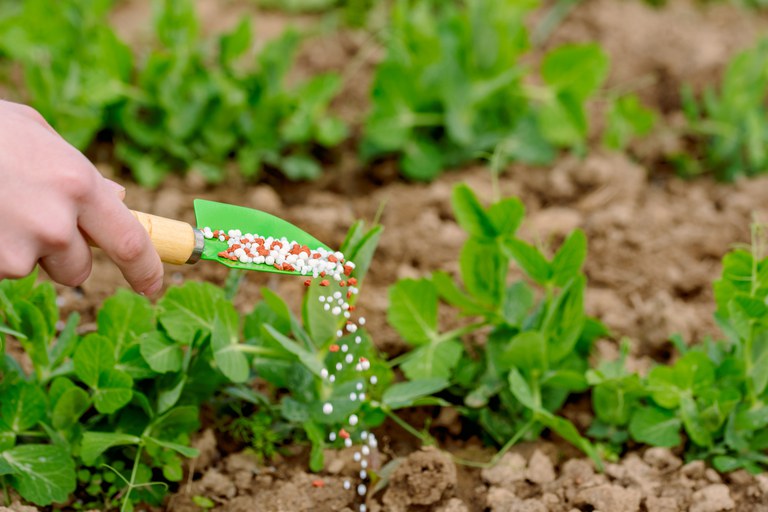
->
(187, 228), (205, 264)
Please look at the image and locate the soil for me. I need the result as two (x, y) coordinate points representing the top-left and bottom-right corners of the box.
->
(6, 0), (768, 511)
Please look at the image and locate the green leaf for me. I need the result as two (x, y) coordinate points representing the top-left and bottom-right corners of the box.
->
(502, 281), (534, 326)
(73, 334), (116, 388)
(537, 410), (602, 469)
(158, 282), (225, 343)
(281, 154), (322, 180)
(508, 368), (537, 410)
(460, 239), (507, 306)
(603, 94), (656, 150)
(451, 183), (496, 238)
(400, 340), (463, 380)
(541, 43), (609, 100)
(146, 437), (199, 459)
(97, 289), (154, 354)
(432, 271), (488, 316)
(220, 18), (252, 66)
(382, 378), (449, 409)
(81, 432), (141, 465)
(401, 137), (443, 181)
(550, 230), (586, 286)
(504, 331), (547, 374)
(263, 325), (323, 377)
(505, 239), (551, 284)
(211, 311), (249, 383)
(0, 382), (46, 433)
(387, 278), (438, 346)
(93, 369), (133, 414)
(140, 331), (183, 373)
(0, 444), (75, 505)
(303, 280), (339, 346)
(680, 394), (712, 448)
(629, 407), (682, 447)
(487, 198), (525, 239)
(52, 387), (91, 431)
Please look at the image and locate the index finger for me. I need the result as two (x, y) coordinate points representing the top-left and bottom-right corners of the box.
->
(79, 179), (164, 297)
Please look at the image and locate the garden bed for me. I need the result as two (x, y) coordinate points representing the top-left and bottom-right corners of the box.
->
(4, 0), (768, 511)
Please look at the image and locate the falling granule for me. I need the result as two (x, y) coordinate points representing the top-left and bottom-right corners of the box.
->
(349, 414), (359, 426)
(343, 480), (351, 490)
(357, 484), (367, 496)
(323, 403), (333, 415)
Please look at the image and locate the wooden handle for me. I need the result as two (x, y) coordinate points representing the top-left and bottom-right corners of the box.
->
(129, 211), (201, 265)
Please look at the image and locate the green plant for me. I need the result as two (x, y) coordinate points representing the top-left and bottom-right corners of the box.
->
(0, 0), (132, 149)
(115, 0), (348, 186)
(387, 183), (605, 465)
(0, 273), (270, 509)
(620, 225), (768, 473)
(677, 38), (768, 181)
(362, 0), (612, 180)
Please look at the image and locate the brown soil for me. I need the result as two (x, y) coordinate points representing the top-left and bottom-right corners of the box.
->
(8, 0), (768, 511)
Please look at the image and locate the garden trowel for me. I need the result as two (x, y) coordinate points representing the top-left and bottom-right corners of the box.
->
(130, 199), (331, 275)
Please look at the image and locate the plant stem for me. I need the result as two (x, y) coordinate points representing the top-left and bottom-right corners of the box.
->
(120, 443), (145, 512)
(384, 408), (433, 445)
(452, 419), (535, 468)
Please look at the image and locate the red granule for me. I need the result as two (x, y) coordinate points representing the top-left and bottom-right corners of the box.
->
(329, 344), (340, 352)
(348, 278), (358, 286)
(320, 280), (330, 287)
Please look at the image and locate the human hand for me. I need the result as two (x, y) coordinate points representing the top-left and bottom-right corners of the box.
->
(0, 100), (164, 296)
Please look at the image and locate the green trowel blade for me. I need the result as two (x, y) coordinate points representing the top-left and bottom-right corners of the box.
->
(194, 199), (332, 275)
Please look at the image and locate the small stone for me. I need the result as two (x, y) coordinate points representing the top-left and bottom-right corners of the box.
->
(681, 460), (707, 479)
(526, 449), (556, 484)
(755, 474), (768, 494)
(705, 468), (722, 483)
(199, 469), (237, 498)
(645, 496), (680, 512)
(573, 484), (642, 512)
(643, 447), (682, 472)
(435, 498), (469, 512)
(481, 452), (527, 487)
(690, 484), (735, 512)
(486, 488), (518, 511)
(561, 458), (595, 481)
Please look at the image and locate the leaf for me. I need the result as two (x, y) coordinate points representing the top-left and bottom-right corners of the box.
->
(401, 137), (443, 181)
(451, 183), (496, 239)
(52, 387), (91, 431)
(629, 406), (682, 447)
(211, 311), (249, 383)
(541, 43), (609, 100)
(387, 279), (439, 346)
(158, 282), (225, 343)
(343, 225), (383, 281)
(303, 280), (339, 346)
(504, 331), (547, 374)
(550, 230), (587, 286)
(281, 154), (322, 180)
(502, 281), (534, 326)
(432, 271), (487, 316)
(400, 340), (463, 380)
(537, 410), (602, 469)
(140, 331), (183, 373)
(382, 378), (449, 409)
(487, 198), (525, 239)
(263, 325), (323, 377)
(220, 17), (251, 66)
(93, 370), (134, 414)
(0, 444), (75, 505)
(508, 368), (537, 410)
(73, 334), (116, 388)
(81, 432), (141, 465)
(505, 239), (551, 285)
(97, 289), (154, 354)
(460, 239), (507, 306)
(146, 437), (199, 459)
(0, 382), (46, 433)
